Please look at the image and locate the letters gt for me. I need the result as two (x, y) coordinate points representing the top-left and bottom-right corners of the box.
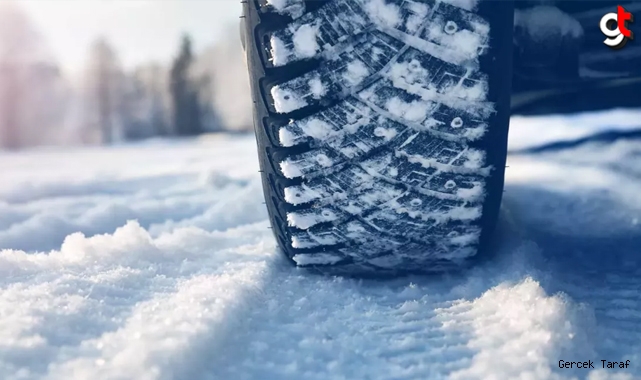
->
(600, 5), (634, 49)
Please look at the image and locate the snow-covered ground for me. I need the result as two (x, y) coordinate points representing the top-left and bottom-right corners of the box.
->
(1, 111), (640, 380)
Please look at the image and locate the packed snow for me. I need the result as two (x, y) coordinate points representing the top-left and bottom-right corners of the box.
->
(266, 0), (306, 19)
(271, 86), (309, 114)
(1, 109), (640, 379)
(364, 0), (403, 29)
(292, 23), (321, 59)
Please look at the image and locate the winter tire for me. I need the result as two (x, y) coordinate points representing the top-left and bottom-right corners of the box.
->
(241, 0), (514, 275)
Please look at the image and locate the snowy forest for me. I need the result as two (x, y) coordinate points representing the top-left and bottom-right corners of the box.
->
(0, 3), (253, 150)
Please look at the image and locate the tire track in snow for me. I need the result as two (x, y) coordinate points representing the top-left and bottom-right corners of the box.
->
(0, 221), (281, 380)
(47, 240), (281, 380)
(500, 155), (641, 379)
(501, 188), (641, 371)
(204, 235), (603, 380)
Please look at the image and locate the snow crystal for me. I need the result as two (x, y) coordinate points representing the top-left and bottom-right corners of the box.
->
(283, 185), (322, 205)
(279, 127), (297, 147)
(0, 136), (265, 251)
(448, 80), (488, 102)
(287, 209), (338, 229)
(280, 117), (339, 148)
(0, 160), (277, 379)
(291, 233), (339, 249)
(463, 149), (485, 169)
(308, 77), (327, 99)
(383, 25), (471, 66)
(424, 20), (488, 62)
(300, 118), (336, 141)
(385, 96), (429, 123)
(448, 231), (480, 246)
(293, 23), (320, 59)
(266, 0), (287, 9)
(266, 0), (305, 19)
(441, 0), (478, 11)
(446, 278), (594, 379)
(456, 182), (484, 201)
(388, 59), (429, 90)
(292, 253), (343, 265)
(396, 150), (491, 176)
(371, 47), (384, 62)
(463, 125), (487, 141)
(287, 213), (316, 229)
(432, 205), (483, 223)
(373, 126), (397, 141)
(343, 202), (363, 215)
(389, 199), (482, 223)
(364, 0), (402, 28)
(270, 35), (290, 66)
(359, 186), (404, 208)
(406, 1), (429, 33)
(342, 60), (370, 86)
(407, 0), (429, 16)
(279, 159), (304, 178)
(406, 14), (424, 34)
(271, 86), (308, 114)
(385, 60), (491, 118)
(340, 146), (360, 158)
(315, 154), (333, 168)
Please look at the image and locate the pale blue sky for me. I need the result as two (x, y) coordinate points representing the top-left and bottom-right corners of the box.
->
(18, 0), (242, 73)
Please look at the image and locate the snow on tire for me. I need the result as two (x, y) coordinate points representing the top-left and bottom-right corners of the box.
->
(242, 0), (514, 274)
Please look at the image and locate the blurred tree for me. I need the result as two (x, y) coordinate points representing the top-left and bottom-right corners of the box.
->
(190, 46), (224, 133)
(138, 64), (171, 137)
(0, 2), (66, 149)
(170, 34), (203, 136)
(120, 64), (171, 140)
(0, 62), (21, 149)
(193, 70), (224, 133)
(84, 38), (124, 144)
(195, 24), (253, 132)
